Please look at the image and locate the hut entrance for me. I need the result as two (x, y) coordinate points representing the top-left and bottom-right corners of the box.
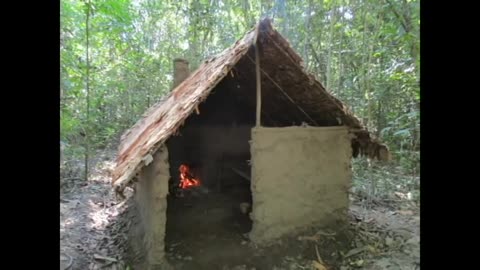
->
(164, 72), (255, 263)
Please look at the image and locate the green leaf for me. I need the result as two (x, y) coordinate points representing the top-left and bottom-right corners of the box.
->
(393, 129), (411, 137)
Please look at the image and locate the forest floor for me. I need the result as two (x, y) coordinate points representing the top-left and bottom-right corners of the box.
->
(60, 150), (419, 270)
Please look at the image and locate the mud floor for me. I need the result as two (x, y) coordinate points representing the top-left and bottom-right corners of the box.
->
(165, 190), (253, 269)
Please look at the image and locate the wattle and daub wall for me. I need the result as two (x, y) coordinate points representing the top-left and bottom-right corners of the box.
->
(249, 126), (352, 244)
(131, 146), (171, 269)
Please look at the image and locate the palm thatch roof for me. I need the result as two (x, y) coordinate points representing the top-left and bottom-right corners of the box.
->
(112, 18), (389, 193)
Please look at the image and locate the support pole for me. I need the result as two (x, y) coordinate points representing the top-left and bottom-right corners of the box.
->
(254, 41), (262, 127)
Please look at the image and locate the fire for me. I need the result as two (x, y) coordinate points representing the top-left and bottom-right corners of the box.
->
(179, 164), (201, 189)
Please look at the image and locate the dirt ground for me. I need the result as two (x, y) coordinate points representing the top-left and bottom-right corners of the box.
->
(60, 151), (419, 270)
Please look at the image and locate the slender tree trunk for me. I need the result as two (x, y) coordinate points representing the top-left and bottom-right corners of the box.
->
(326, 0), (337, 90)
(336, 0), (345, 94)
(368, 11), (385, 134)
(243, 0), (254, 28)
(304, 0), (313, 70)
(279, 0), (288, 37)
(376, 99), (384, 137)
(360, 0), (369, 127)
(315, 0), (325, 80)
(84, 0), (91, 181)
(188, 0), (200, 68)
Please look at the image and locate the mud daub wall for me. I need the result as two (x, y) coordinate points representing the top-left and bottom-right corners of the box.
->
(133, 146), (170, 268)
(249, 126), (352, 244)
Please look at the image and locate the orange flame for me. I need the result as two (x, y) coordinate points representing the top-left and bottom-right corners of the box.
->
(179, 164), (201, 189)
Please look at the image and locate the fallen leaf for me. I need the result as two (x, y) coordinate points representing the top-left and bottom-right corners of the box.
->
(355, 260), (364, 267)
(394, 192), (406, 199)
(312, 260), (327, 270)
(406, 236), (419, 245)
(366, 245), (376, 253)
(298, 235), (320, 241)
(385, 237), (394, 246)
(93, 254), (117, 262)
(397, 210), (414, 216)
(344, 246), (369, 258)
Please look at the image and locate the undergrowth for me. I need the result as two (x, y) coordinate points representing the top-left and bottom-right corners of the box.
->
(351, 151), (420, 204)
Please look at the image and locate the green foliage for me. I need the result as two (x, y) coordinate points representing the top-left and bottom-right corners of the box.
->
(381, 110), (419, 150)
(352, 158), (420, 203)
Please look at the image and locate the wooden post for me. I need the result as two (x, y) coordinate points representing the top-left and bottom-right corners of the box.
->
(254, 40), (261, 127)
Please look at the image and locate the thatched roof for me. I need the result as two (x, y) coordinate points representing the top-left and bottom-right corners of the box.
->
(112, 18), (389, 193)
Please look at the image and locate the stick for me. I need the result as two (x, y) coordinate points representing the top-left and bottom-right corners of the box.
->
(63, 253), (73, 270)
(230, 167), (251, 181)
(315, 245), (324, 264)
(93, 254), (118, 262)
(245, 55), (318, 125)
(254, 42), (262, 127)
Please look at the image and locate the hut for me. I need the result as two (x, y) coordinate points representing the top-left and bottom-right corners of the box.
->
(112, 18), (389, 269)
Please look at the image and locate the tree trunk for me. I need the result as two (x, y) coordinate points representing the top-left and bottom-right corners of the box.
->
(84, 0), (91, 181)
(326, 0), (338, 91)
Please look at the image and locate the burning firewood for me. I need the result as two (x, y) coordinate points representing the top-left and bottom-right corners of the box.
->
(178, 164), (201, 189)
